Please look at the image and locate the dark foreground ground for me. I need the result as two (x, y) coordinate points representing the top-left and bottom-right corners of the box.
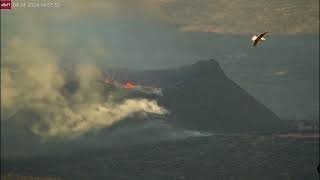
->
(1, 133), (319, 180)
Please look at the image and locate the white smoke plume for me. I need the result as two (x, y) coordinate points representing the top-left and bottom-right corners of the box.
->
(134, 85), (163, 96)
(31, 99), (168, 139)
(1, 37), (168, 139)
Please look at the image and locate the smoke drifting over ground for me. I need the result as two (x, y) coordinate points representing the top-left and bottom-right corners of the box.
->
(1, 37), (168, 140)
(135, 85), (163, 96)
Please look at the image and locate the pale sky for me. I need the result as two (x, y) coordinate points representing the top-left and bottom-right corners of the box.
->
(1, 0), (318, 69)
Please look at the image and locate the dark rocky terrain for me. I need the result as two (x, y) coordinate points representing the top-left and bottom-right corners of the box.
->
(1, 134), (318, 180)
(2, 60), (316, 180)
(107, 59), (287, 132)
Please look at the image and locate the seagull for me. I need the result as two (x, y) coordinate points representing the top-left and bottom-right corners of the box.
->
(251, 32), (268, 47)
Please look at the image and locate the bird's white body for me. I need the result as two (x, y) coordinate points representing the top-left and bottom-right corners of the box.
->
(251, 35), (266, 41)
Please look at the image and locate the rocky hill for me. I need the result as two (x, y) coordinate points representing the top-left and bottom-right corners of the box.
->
(112, 59), (287, 132)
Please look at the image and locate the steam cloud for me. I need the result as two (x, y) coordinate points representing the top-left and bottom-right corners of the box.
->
(1, 37), (168, 139)
(131, 85), (163, 96)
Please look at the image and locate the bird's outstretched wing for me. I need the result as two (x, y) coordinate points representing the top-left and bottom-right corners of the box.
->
(252, 32), (268, 47)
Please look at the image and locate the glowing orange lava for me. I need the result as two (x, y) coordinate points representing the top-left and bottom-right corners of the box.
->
(122, 82), (135, 89)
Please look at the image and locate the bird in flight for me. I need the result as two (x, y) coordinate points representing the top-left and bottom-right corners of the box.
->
(251, 32), (268, 47)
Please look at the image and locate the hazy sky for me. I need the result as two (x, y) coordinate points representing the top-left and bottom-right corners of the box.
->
(1, 0), (319, 69)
